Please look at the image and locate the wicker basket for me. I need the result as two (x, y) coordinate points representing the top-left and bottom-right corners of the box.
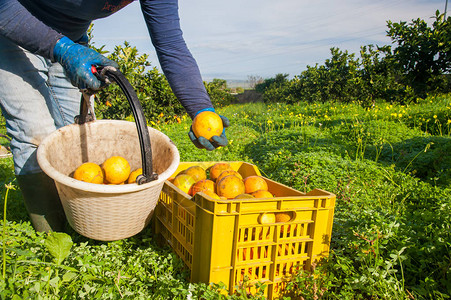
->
(36, 120), (179, 241)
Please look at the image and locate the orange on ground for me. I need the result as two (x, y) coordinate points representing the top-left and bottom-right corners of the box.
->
(172, 174), (196, 195)
(234, 193), (254, 199)
(209, 162), (232, 182)
(216, 174), (245, 199)
(191, 179), (215, 196)
(244, 176), (268, 194)
(201, 190), (221, 200)
(252, 190), (273, 198)
(127, 168), (143, 184)
(216, 169), (243, 184)
(183, 165), (207, 182)
(258, 213), (276, 224)
(192, 111), (223, 141)
(102, 156), (131, 184)
(73, 162), (104, 184)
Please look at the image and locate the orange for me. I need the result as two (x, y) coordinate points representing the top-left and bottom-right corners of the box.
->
(127, 168), (143, 184)
(252, 190), (274, 198)
(216, 169), (243, 184)
(191, 179), (215, 196)
(105, 181), (125, 185)
(209, 162), (232, 182)
(73, 162), (104, 184)
(275, 212), (292, 223)
(276, 212), (294, 234)
(201, 190), (221, 200)
(183, 165), (207, 182)
(239, 247), (265, 261)
(234, 193), (254, 199)
(244, 176), (268, 194)
(101, 156), (131, 184)
(277, 244), (295, 256)
(192, 111), (223, 141)
(258, 213), (276, 224)
(216, 174), (245, 199)
(172, 174), (196, 195)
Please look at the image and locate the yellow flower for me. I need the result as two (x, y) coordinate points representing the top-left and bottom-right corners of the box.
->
(433, 115), (437, 119)
(105, 100), (112, 107)
(177, 117), (181, 124)
(159, 112), (164, 117)
(398, 114), (402, 118)
(448, 120), (451, 124)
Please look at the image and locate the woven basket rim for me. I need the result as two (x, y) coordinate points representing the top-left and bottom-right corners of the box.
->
(37, 120), (180, 194)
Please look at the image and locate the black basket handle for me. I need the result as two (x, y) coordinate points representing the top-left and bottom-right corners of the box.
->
(75, 66), (158, 184)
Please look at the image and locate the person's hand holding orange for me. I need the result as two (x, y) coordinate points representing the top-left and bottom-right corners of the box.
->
(188, 108), (230, 151)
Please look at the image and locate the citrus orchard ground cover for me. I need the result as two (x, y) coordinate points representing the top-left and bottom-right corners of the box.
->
(1, 95), (450, 299)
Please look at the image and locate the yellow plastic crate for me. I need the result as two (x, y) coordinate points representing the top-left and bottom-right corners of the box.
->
(154, 161), (335, 299)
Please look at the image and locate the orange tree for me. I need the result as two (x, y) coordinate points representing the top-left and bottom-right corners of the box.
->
(258, 11), (450, 106)
(92, 42), (183, 123)
(91, 40), (233, 123)
(386, 11), (451, 98)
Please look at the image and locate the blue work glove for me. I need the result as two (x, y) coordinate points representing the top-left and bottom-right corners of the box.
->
(53, 36), (118, 91)
(188, 108), (230, 151)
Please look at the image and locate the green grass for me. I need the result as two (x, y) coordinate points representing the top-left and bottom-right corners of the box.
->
(1, 95), (450, 299)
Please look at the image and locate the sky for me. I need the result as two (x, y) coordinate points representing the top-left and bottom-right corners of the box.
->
(92, 0), (447, 81)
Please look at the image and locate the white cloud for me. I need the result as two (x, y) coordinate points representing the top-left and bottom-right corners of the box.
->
(92, 0), (447, 79)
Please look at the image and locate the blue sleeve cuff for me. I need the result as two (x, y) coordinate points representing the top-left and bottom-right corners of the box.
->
(194, 107), (215, 117)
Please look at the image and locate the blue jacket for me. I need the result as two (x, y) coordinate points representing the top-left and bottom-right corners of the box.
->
(0, 0), (213, 118)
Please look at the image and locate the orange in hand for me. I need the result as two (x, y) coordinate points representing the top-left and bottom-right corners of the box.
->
(192, 111), (223, 141)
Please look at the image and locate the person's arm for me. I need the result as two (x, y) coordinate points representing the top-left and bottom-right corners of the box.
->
(139, 0), (213, 119)
(0, 0), (62, 60)
(0, 0), (117, 90)
(140, 0), (229, 150)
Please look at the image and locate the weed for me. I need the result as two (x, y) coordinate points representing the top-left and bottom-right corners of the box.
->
(0, 97), (450, 299)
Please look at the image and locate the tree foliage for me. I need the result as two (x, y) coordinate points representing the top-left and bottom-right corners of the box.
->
(259, 11), (450, 106)
(386, 10), (451, 97)
(94, 42), (182, 122)
(90, 39), (234, 122)
(204, 78), (235, 108)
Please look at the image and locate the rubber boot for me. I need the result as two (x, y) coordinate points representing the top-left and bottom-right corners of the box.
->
(16, 172), (67, 232)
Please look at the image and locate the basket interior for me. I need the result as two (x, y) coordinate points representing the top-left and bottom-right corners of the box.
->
(41, 120), (177, 180)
